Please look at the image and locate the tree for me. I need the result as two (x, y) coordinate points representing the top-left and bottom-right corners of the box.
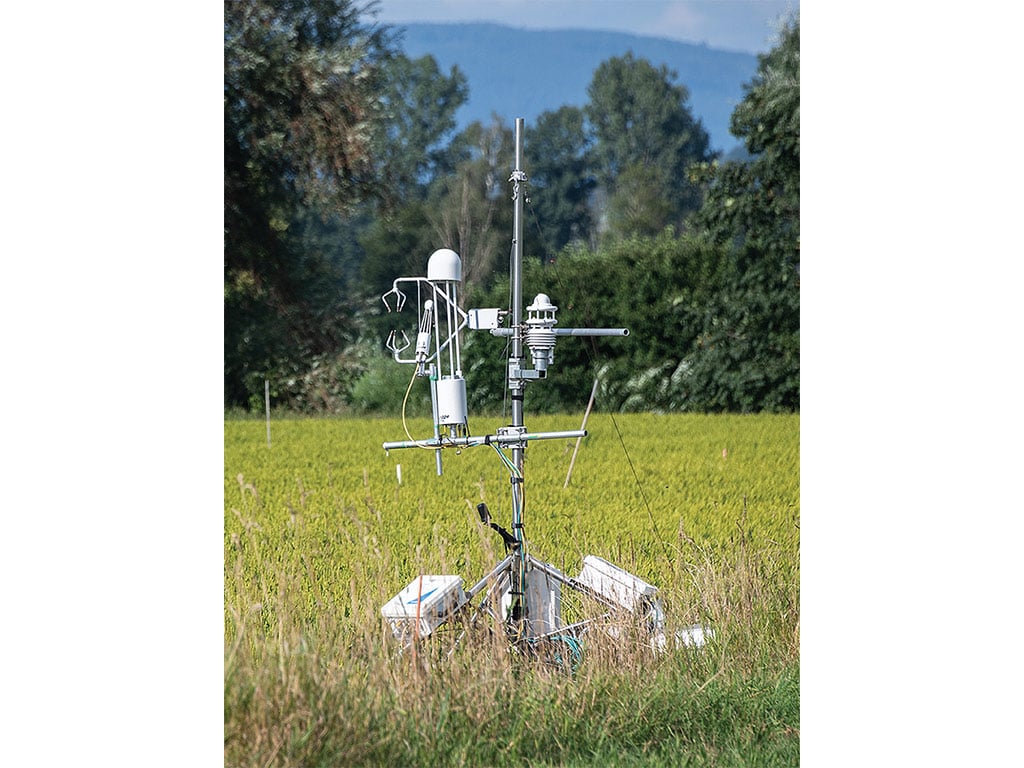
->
(585, 53), (714, 239)
(224, 0), (395, 408)
(682, 18), (800, 412)
(378, 53), (469, 203)
(424, 118), (515, 297)
(528, 231), (723, 412)
(354, 52), (469, 309)
(604, 163), (674, 239)
(358, 202), (431, 294)
(524, 106), (595, 257)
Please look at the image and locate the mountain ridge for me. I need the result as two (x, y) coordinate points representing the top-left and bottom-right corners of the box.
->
(390, 22), (760, 153)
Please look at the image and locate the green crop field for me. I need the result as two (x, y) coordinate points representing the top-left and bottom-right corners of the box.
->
(225, 413), (799, 766)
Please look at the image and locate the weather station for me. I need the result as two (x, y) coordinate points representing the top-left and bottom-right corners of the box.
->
(379, 118), (710, 670)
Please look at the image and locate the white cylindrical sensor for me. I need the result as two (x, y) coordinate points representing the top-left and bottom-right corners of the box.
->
(435, 377), (468, 427)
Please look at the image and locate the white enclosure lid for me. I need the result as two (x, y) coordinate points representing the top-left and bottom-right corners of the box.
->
(578, 555), (657, 612)
(381, 574), (465, 619)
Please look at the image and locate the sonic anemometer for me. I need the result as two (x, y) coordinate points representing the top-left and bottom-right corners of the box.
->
(379, 119), (710, 668)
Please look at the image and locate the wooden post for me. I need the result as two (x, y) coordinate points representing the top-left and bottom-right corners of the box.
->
(564, 378), (599, 487)
(265, 379), (271, 448)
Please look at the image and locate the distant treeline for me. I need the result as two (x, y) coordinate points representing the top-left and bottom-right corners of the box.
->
(225, 1), (799, 414)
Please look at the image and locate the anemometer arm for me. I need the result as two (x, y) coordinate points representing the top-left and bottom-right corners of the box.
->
(489, 327), (629, 338)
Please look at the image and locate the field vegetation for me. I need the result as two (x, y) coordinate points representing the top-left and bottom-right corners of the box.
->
(225, 413), (799, 766)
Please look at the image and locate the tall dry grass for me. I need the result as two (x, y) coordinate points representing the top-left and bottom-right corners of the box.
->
(224, 498), (798, 767)
(225, 414), (799, 765)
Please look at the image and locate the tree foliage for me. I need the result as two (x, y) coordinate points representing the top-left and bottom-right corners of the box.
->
(604, 163), (675, 239)
(355, 52), (469, 303)
(524, 106), (595, 257)
(425, 118), (515, 297)
(585, 53), (714, 239)
(683, 19), (800, 412)
(224, 0), (396, 407)
(456, 230), (725, 414)
(224, 0), (392, 267)
(223, 8), (800, 414)
(377, 53), (469, 203)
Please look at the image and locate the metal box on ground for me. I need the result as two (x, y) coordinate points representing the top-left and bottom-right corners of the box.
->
(381, 574), (466, 642)
(577, 555), (659, 612)
(498, 567), (563, 637)
(526, 567), (562, 636)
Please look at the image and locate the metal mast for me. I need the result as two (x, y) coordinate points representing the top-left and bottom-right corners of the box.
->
(507, 117), (529, 630)
(510, 117), (527, 523)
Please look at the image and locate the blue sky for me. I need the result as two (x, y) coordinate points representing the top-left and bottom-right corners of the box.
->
(373, 0), (799, 55)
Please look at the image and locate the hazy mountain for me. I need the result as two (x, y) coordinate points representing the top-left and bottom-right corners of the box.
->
(391, 22), (760, 154)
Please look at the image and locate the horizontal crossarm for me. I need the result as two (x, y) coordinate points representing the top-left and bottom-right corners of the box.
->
(383, 429), (586, 451)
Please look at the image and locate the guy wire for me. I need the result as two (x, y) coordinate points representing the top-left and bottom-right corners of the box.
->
(525, 198), (677, 576)
(607, 412), (676, 576)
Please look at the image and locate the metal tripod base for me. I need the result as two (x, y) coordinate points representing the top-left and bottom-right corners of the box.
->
(382, 553), (669, 663)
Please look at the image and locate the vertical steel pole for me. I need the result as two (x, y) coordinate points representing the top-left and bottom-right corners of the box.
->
(509, 118), (528, 634)
(511, 117), (526, 468)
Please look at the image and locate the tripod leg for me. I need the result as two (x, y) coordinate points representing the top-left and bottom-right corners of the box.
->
(442, 558), (515, 658)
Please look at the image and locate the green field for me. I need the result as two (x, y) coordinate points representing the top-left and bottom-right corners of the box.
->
(225, 413), (799, 766)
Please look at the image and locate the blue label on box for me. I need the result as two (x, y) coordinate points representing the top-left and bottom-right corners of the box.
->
(406, 587), (438, 605)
